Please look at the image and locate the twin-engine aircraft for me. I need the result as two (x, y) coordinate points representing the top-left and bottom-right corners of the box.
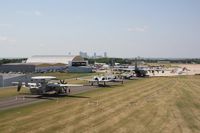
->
(12, 76), (82, 95)
(78, 75), (123, 86)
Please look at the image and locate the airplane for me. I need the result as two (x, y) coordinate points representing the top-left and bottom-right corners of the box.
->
(120, 72), (135, 79)
(78, 75), (123, 86)
(117, 66), (148, 77)
(113, 59), (149, 77)
(12, 76), (82, 95)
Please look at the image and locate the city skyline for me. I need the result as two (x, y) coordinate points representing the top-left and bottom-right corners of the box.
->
(0, 0), (200, 58)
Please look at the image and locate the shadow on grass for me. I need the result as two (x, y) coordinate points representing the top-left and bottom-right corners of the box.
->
(24, 94), (90, 100)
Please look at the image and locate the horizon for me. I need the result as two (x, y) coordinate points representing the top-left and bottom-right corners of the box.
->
(1, 54), (200, 59)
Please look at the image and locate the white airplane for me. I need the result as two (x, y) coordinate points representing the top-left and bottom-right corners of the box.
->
(12, 76), (82, 95)
(120, 72), (135, 79)
(78, 75), (123, 86)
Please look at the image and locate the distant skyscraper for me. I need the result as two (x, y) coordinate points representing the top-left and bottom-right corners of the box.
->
(94, 52), (97, 58)
(79, 51), (88, 58)
(104, 52), (107, 57)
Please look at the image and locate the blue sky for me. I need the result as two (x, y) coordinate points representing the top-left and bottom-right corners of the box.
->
(0, 0), (200, 58)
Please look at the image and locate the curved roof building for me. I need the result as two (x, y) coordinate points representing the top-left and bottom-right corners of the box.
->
(26, 55), (85, 65)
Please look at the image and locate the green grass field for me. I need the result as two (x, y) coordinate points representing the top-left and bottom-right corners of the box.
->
(1, 76), (200, 133)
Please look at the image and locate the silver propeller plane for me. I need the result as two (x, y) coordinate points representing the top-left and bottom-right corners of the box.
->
(78, 75), (123, 86)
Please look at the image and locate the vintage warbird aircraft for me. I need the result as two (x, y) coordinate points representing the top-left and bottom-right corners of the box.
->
(78, 75), (123, 86)
(12, 76), (82, 95)
(114, 59), (148, 77)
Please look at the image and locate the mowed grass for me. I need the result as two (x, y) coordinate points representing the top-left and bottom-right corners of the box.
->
(1, 76), (200, 133)
(0, 87), (29, 99)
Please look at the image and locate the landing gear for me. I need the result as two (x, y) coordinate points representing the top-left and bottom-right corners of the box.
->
(90, 81), (94, 86)
(64, 88), (67, 93)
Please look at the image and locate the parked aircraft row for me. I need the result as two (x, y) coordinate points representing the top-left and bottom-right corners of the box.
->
(12, 74), (126, 95)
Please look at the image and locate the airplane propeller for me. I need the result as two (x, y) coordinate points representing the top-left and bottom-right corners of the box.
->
(17, 81), (22, 92)
(59, 80), (67, 84)
(59, 80), (69, 94)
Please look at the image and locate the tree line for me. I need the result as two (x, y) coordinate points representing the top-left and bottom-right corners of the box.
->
(0, 58), (27, 65)
(85, 58), (200, 65)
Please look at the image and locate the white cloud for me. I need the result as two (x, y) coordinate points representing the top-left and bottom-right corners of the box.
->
(128, 25), (148, 32)
(16, 10), (43, 16)
(34, 10), (42, 16)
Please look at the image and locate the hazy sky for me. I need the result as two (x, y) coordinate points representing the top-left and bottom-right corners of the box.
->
(0, 0), (200, 58)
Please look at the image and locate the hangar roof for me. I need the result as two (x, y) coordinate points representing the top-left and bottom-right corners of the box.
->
(26, 55), (84, 65)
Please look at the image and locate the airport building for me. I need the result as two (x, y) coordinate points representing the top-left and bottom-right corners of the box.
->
(0, 63), (67, 73)
(0, 63), (36, 73)
(0, 73), (31, 87)
(0, 55), (92, 73)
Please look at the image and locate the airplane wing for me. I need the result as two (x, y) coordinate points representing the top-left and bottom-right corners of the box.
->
(48, 83), (83, 87)
(120, 68), (135, 71)
(59, 84), (83, 87)
(77, 78), (104, 83)
(31, 76), (57, 80)
(98, 79), (111, 82)
(12, 82), (20, 86)
(12, 82), (26, 86)
(77, 77), (112, 83)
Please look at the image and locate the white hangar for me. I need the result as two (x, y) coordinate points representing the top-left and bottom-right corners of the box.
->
(26, 55), (87, 66)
